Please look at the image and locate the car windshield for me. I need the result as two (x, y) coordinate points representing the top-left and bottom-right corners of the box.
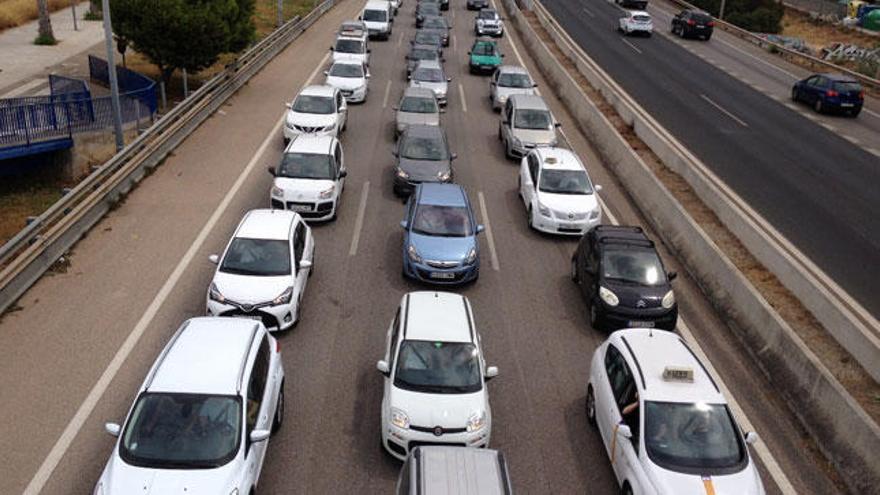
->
(423, 18), (446, 29)
(498, 72), (532, 88)
(120, 393), (241, 469)
(278, 152), (335, 180)
(412, 204), (472, 237)
(329, 63), (364, 78)
(645, 401), (746, 473)
(410, 48), (439, 60)
(401, 96), (438, 113)
(514, 109), (552, 130)
(394, 341), (482, 394)
(401, 136), (448, 160)
(602, 248), (667, 285)
(220, 238), (291, 276)
(335, 38), (364, 53)
(833, 81), (861, 92)
(363, 9), (387, 21)
(478, 10), (499, 20)
(539, 169), (593, 195)
(633, 14), (651, 21)
(415, 32), (441, 45)
(292, 95), (335, 115)
(472, 43), (497, 56)
(414, 67), (445, 82)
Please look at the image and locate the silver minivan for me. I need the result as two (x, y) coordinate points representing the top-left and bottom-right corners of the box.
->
(499, 94), (559, 159)
(396, 446), (513, 495)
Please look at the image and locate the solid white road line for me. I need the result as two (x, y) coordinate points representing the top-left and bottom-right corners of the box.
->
(477, 192), (500, 271)
(700, 94), (749, 127)
(621, 38), (642, 54)
(23, 52), (331, 495)
(349, 181), (370, 256)
(382, 80), (392, 108)
(458, 83), (468, 112)
(452, 34), (457, 51)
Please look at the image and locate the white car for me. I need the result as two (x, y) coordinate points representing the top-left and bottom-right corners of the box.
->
(586, 329), (765, 495)
(283, 85), (347, 143)
(206, 209), (314, 331)
(377, 291), (498, 461)
(519, 147), (602, 235)
(331, 34), (371, 66)
(95, 317), (285, 495)
(270, 135), (347, 221)
(475, 8), (504, 37)
(324, 60), (370, 103)
(361, 0), (393, 39)
(619, 11), (653, 36)
(409, 60), (450, 106)
(489, 65), (537, 111)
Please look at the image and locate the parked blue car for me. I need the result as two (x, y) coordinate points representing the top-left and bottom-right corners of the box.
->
(791, 73), (864, 117)
(401, 183), (483, 285)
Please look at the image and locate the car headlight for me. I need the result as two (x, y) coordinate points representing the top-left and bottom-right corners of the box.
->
(324, 122), (337, 132)
(599, 286), (619, 307)
(396, 167), (410, 179)
(318, 185), (336, 199)
(662, 290), (676, 309)
(271, 186), (284, 198)
(437, 169), (452, 181)
(209, 282), (226, 303)
(272, 286), (294, 306)
(391, 408), (410, 429)
(589, 208), (601, 220)
(537, 202), (551, 217)
(407, 244), (422, 263)
(465, 247), (477, 265)
(511, 136), (523, 148)
(467, 411), (487, 432)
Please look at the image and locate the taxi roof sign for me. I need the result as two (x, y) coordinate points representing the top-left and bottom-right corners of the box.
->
(663, 366), (694, 383)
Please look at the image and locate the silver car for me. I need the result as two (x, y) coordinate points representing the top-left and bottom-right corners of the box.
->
(394, 87), (442, 136)
(490, 65), (537, 111)
(499, 94), (560, 159)
(408, 60), (450, 106)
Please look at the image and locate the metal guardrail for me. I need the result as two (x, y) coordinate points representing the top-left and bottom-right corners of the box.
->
(665, 0), (880, 91)
(0, 0), (339, 316)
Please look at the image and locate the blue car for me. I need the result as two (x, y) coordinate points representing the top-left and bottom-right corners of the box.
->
(792, 73), (864, 117)
(401, 183), (484, 285)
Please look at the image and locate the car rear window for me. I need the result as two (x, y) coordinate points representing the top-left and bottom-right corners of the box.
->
(692, 13), (712, 23)
(833, 82), (862, 93)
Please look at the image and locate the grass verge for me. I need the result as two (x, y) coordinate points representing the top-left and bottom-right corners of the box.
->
(0, 0), (86, 31)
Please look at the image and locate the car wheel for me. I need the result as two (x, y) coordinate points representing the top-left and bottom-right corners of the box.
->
(814, 98), (824, 114)
(791, 87), (799, 102)
(590, 303), (600, 329)
(704, 34), (711, 41)
(585, 386), (596, 426)
(571, 258), (580, 282)
(620, 483), (633, 495)
(526, 206), (534, 230)
(272, 384), (284, 433)
(517, 176), (522, 199)
(850, 109), (861, 118)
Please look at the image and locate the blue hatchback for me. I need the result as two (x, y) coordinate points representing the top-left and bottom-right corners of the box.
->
(792, 73), (864, 117)
(401, 183), (484, 285)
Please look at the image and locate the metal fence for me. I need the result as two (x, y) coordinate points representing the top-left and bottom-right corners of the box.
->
(88, 55), (158, 113)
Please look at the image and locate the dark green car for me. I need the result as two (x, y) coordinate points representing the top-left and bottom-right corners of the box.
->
(468, 39), (503, 74)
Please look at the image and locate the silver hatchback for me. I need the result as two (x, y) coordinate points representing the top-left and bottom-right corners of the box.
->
(394, 87), (442, 136)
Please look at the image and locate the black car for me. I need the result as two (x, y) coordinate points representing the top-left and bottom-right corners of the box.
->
(467, 0), (489, 10)
(406, 43), (443, 76)
(671, 9), (714, 40)
(411, 29), (444, 51)
(571, 225), (678, 331)
(416, 4), (441, 27)
(421, 16), (451, 46)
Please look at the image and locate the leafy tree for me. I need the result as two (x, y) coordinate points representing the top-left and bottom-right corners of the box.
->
(110, 0), (256, 84)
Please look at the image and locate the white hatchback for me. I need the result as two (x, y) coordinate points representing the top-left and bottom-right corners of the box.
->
(206, 209), (314, 331)
(270, 135), (347, 221)
(619, 11), (653, 36)
(377, 292), (498, 461)
(283, 85), (347, 143)
(95, 317), (285, 495)
(324, 60), (370, 103)
(586, 329), (765, 495)
(519, 147), (602, 235)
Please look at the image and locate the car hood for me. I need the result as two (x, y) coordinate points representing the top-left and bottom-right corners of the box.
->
(408, 231), (475, 262)
(411, 80), (448, 95)
(332, 52), (367, 64)
(101, 456), (239, 495)
(470, 54), (502, 64)
(647, 462), (764, 495)
(397, 111), (440, 128)
(398, 158), (450, 181)
(325, 76), (366, 91)
(512, 128), (556, 145)
(496, 86), (536, 100)
(537, 190), (598, 215)
(212, 270), (293, 305)
(391, 386), (486, 429)
(601, 278), (669, 309)
(274, 177), (336, 201)
(286, 111), (337, 128)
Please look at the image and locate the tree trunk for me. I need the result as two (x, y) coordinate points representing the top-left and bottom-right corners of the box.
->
(90, 0), (101, 15)
(36, 0), (56, 43)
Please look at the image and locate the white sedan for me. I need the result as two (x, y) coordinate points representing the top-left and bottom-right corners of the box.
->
(283, 85), (347, 143)
(206, 209), (314, 331)
(619, 11), (653, 36)
(324, 60), (370, 103)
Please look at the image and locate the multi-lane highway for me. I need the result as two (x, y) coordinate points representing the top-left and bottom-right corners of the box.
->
(0, 0), (851, 493)
(543, 0), (880, 319)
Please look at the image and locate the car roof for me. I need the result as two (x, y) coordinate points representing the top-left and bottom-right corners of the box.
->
(402, 86), (437, 99)
(403, 124), (445, 140)
(330, 59), (365, 68)
(410, 43), (441, 52)
(147, 317), (260, 395)
(423, 14), (448, 23)
(415, 59), (443, 71)
(479, 7), (498, 14)
(286, 134), (335, 154)
(235, 209), (295, 240)
(416, 182), (467, 207)
(509, 94), (549, 110)
(473, 38), (498, 46)
(629, 10), (650, 15)
(414, 446), (509, 495)
(610, 329), (725, 404)
(822, 73), (860, 82)
(591, 225), (654, 249)
(497, 65), (529, 75)
(299, 85), (336, 97)
(365, 0), (390, 8)
(404, 292), (474, 343)
(534, 147), (585, 171)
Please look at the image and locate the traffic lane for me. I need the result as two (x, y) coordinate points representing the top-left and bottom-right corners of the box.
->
(17, 0), (367, 493)
(544, 0), (880, 318)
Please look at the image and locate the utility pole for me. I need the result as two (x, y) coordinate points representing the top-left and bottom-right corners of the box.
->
(101, 0), (125, 152)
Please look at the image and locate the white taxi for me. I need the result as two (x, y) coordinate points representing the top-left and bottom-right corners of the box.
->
(519, 147), (603, 235)
(586, 329), (765, 495)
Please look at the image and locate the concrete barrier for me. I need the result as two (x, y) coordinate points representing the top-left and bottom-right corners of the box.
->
(500, 0), (880, 492)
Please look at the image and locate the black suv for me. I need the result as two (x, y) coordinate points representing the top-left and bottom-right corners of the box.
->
(671, 9), (714, 40)
(571, 225), (678, 331)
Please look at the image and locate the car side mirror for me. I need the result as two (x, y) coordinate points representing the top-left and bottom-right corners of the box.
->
(533, 83), (539, 88)
(501, 54), (505, 57)
(249, 429), (271, 444)
(377, 360), (390, 376)
(617, 423), (633, 439)
(451, 152), (458, 160)
(339, 169), (348, 178)
(329, 46), (334, 51)
(400, 220), (408, 229)
(467, 51), (472, 55)
(667, 271), (677, 281)
(357, 15), (362, 20)
(208, 254), (219, 265)
(595, 184), (603, 192)
(285, 102), (292, 109)
(476, 224), (485, 234)
(268, 166), (276, 176)
(299, 260), (313, 270)
(745, 431), (759, 445)
(407, 74), (412, 80)
(104, 422), (121, 437)
(368, 48), (372, 53)
(555, 122), (562, 128)
(485, 366), (498, 380)
(447, 77), (452, 82)
(391, 105), (399, 111)
(323, 70), (329, 75)
(366, 73), (371, 78)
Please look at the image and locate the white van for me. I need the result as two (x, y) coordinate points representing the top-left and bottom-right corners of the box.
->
(361, 1), (393, 40)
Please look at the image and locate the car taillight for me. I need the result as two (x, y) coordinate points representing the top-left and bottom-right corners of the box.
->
(687, 19), (696, 25)
(707, 21), (715, 26)
(826, 90), (838, 97)
(859, 90), (865, 100)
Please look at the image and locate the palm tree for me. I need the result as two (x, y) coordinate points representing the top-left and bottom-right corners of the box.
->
(35, 0), (56, 45)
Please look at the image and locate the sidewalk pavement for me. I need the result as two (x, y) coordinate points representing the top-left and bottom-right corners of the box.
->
(0, 3), (104, 98)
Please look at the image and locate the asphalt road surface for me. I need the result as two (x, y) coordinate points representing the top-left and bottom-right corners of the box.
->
(543, 0), (880, 320)
(0, 0), (848, 493)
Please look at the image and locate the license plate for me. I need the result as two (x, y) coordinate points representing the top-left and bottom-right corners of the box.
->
(291, 204), (312, 212)
(430, 272), (455, 279)
(629, 320), (655, 328)
(840, 103), (854, 107)
(559, 223), (580, 230)
(239, 314), (263, 321)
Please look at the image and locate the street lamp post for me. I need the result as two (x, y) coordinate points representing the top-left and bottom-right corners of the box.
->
(101, 0), (124, 152)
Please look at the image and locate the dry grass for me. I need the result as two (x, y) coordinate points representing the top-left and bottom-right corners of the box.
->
(782, 9), (880, 51)
(0, 174), (68, 245)
(0, 0), (85, 31)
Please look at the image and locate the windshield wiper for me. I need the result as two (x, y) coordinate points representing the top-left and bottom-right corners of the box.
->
(220, 267), (265, 276)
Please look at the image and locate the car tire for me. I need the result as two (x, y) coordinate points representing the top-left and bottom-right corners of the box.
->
(590, 303), (601, 330)
(814, 98), (824, 114)
(570, 258), (579, 283)
(791, 87), (799, 102)
(849, 109), (861, 118)
(526, 206), (534, 230)
(272, 384), (284, 434)
(703, 34), (711, 41)
(586, 386), (597, 426)
(620, 483), (633, 495)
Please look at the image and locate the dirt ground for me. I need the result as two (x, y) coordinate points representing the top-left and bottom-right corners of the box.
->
(782, 9), (880, 51)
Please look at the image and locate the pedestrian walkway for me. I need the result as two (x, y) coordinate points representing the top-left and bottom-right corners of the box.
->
(0, 3), (103, 97)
